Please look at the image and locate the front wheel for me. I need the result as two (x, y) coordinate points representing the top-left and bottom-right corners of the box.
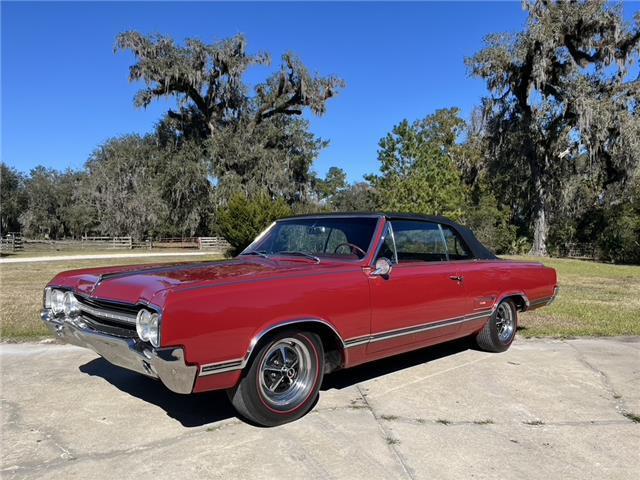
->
(475, 299), (517, 352)
(227, 330), (324, 427)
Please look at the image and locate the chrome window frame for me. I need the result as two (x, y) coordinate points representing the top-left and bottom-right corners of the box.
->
(376, 218), (477, 265)
(437, 224), (450, 262)
(439, 223), (474, 261)
(372, 219), (398, 265)
(241, 215), (383, 262)
(381, 219), (447, 264)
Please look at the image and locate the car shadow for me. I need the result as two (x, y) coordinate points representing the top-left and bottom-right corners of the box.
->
(79, 358), (237, 427)
(79, 336), (475, 428)
(322, 336), (474, 391)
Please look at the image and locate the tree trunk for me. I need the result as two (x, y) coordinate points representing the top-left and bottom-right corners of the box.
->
(531, 205), (548, 256)
(530, 170), (548, 256)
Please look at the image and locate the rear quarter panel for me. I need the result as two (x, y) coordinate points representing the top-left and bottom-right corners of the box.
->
(461, 260), (557, 305)
(456, 259), (557, 335)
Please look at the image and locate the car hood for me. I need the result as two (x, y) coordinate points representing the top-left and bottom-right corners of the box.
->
(49, 257), (342, 306)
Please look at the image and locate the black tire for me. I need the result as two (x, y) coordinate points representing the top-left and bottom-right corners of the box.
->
(475, 299), (517, 353)
(227, 330), (324, 427)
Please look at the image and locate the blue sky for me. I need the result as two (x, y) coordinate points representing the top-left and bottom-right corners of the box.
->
(2, 2), (637, 182)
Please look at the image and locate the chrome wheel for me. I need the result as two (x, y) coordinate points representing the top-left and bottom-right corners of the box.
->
(258, 338), (315, 410)
(495, 302), (515, 343)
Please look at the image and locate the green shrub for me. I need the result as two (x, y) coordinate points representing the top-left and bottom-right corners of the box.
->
(215, 192), (293, 253)
(597, 206), (640, 264)
(462, 192), (516, 254)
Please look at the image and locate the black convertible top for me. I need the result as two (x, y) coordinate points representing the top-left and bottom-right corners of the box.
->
(278, 212), (498, 260)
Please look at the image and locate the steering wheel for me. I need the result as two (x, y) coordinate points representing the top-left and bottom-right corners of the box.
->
(333, 242), (366, 257)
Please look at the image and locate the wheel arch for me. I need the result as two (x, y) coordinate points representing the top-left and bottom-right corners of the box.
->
(244, 318), (347, 373)
(494, 291), (530, 312)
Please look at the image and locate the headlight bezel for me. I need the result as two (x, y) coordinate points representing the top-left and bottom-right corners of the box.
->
(50, 289), (66, 316)
(62, 291), (80, 318)
(43, 287), (52, 309)
(136, 308), (161, 348)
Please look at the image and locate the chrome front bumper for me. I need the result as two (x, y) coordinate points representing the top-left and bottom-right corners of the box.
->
(41, 310), (198, 394)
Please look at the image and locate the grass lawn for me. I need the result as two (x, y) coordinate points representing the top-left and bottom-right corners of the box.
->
(0, 255), (223, 341)
(0, 247), (207, 258)
(0, 254), (638, 341)
(505, 256), (640, 338)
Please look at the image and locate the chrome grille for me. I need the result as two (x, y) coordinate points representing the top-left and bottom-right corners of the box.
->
(74, 294), (138, 338)
(75, 295), (137, 325)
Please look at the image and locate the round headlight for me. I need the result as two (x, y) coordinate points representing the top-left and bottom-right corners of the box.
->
(63, 291), (80, 318)
(136, 309), (160, 347)
(147, 313), (160, 348)
(136, 309), (152, 341)
(51, 289), (65, 315)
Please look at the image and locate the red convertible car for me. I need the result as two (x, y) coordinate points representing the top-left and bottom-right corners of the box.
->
(42, 213), (558, 426)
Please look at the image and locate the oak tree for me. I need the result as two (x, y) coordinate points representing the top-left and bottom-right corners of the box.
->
(467, 0), (640, 255)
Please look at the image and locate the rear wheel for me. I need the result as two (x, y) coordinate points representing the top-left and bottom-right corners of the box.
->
(227, 330), (324, 427)
(475, 299), (517, 352)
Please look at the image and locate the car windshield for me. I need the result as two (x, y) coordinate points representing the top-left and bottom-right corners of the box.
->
(242, 217), (379, 260)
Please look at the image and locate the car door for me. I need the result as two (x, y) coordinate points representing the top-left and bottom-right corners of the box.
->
(439, 223), (497, 336)
(367, 219), (471, 354)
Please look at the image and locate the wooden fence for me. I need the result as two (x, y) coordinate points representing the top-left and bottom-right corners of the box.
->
(4, 235), (231, 254)
(81, 236), (133, 249)
(563, 243), (597, 260)
(151, 237), (199, 249)
(80, 236), (232, 251)
(198, 237), (232, 251)
(0, 233), (24, 253)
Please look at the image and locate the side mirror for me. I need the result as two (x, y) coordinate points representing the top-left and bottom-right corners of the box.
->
(372, 257), (392, 277)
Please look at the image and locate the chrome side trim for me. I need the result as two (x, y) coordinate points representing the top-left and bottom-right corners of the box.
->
(546, 286), (560, 306)
(528, 296), (554, 309)
(198, 318), (346, 377)
(343, 336), (370, 348)
(370, 311), (491, 344)
(199, 359), (244, 376)
(345, 310), (493, 348)
(197, 312), (494, 377)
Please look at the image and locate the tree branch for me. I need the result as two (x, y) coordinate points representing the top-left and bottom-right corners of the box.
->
(564, 35), (601, 68)
(255, 93), (302, 124)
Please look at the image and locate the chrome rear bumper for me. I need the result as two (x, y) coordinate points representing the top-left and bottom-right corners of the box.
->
(41, 310), (197, 394)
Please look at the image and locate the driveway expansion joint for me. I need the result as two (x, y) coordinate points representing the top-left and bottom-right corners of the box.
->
(356, 385), (415, 480)
(563, 340), (636, 422)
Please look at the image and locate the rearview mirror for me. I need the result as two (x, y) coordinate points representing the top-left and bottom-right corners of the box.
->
(307, 226), (327, 235)
(372, 257), (392, 277)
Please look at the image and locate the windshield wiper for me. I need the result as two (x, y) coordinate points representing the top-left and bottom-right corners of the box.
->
(240, 250), (270, 259)
(275, 251), (321, 263)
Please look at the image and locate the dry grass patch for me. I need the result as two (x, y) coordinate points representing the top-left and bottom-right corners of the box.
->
(505, 256), (640, 337)
(0, 255), (222, 341)
(1, 254), (637, 341)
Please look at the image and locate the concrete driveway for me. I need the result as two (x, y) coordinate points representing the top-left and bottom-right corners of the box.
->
(1, 337), (638, 480)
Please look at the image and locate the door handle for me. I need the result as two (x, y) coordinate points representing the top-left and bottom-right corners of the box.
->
(449, 275), (464, 282)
